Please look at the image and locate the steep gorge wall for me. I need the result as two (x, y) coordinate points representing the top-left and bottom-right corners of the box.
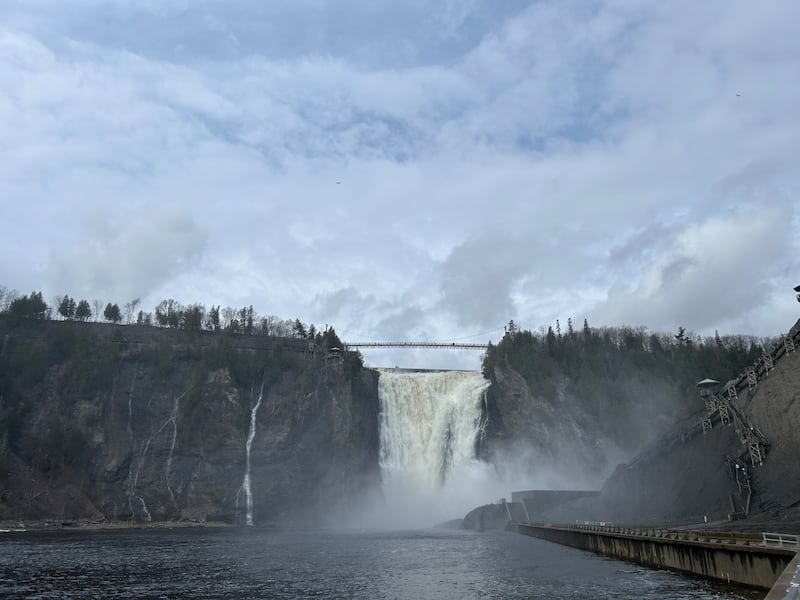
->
(546, 318), (800, 527)
(478, 364), (678, 488)
(0, 319), (380, 526)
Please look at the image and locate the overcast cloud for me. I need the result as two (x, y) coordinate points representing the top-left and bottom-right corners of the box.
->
(1, 1), (798, 369)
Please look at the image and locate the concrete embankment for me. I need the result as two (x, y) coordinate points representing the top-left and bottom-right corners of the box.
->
(515, 523), (796, 591)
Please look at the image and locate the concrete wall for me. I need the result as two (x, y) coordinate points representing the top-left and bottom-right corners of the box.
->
(506, 502), (528, 523)
(509, 490), (600, 521)
(516, 524), (794, 590)
(461, 502), (527, 531)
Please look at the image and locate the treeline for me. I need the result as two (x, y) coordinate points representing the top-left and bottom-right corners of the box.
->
(483, 318), (771, 419)
(0, 286), (339, 347)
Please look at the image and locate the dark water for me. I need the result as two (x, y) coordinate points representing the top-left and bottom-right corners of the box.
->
(0, 527), (762, 599)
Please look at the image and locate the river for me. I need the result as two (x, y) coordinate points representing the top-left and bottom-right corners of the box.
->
(0, 527), (761, 599)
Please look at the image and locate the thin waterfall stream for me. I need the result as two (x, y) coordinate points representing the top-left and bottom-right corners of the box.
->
(237, 381), (265, 526)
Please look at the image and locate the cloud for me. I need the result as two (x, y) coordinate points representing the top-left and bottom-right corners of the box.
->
(1, 1), (799, 367)
(44, 206), (208, 305)
(438, 234), (529, 328)
(592, 205), (796, 333)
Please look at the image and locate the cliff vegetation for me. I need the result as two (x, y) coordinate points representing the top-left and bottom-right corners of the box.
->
(479, 319), (772, 484)
(0, 289), (378, 526)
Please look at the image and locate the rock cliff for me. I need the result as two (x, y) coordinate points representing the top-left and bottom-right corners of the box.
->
(0, 319), (380, 527)
(479, 363), (686, 488)
(477, 324), (770, 490)
(543, 318), (800, 530)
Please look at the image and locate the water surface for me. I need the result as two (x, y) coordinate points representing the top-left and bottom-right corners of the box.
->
(0, 527), (762, 599)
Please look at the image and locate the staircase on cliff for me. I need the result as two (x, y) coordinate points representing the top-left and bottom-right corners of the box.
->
(703, 325), (800, 519)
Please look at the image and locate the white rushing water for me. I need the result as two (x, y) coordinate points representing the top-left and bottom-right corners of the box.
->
(376, 369), (493, 527)
(238, 382), (264, 526)
(124, 366), (152, 522)
(164, 393), (183, 514)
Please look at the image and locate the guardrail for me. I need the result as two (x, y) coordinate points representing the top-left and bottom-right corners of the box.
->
(519, 522), (800, 593)
(763, 533), (800, 548)
(536, 522), (800, 549)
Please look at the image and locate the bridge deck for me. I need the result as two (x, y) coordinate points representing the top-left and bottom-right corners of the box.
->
(344, 342), (488, 350)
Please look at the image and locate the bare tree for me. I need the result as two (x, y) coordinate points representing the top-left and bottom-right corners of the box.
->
(92, 300), (103, 322)
(0, 286), (18, 312)
(124, 298), (141, 324)
(260, 315), (279, 336)
(52, 295), (64, 320)
(221, 307), (236, 330)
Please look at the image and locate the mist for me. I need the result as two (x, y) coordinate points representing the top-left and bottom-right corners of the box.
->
(325, 368), (639, 531)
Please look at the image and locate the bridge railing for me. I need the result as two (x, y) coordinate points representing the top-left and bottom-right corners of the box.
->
(343, 341), (488, 350)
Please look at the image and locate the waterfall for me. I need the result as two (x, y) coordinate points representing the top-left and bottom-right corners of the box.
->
(376, 370), (491, 526)
(126, 438), (153, 522)
(237, 382), (264, 526)
(124, 366), (152, 522)
(164, 393), (182, 514)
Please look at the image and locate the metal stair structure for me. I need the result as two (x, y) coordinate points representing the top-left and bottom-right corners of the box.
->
(699, 387), (769, 465)
(620, 321), (800, 522)
(725, 454), (753, 517)
(706, 323), (800, 518)
(696, 323), (800, 466)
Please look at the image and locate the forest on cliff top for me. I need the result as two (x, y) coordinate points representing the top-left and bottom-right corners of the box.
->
(483, 318), (770, 426)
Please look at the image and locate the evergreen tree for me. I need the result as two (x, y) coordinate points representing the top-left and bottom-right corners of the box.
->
(75, 299), (92, 321)
(206, 305), (221, 331)
(293, 319), (307, 338)
(506, 320), (518, 338)
(545, 326), (556, 355)
(321, 327), (343, 349)
(57, 295), (76, 320)
(247, 306), (255, 335)
(182, 304), (205, 330)
(103, 302), (122, 323)
(7, 291), (48, 320)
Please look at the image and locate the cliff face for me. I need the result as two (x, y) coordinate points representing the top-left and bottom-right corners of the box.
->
(476, 325), (761, 490)
(0, 320), (380, 526)
(479, 363), (680, 488)
(546, 318), (800, 528)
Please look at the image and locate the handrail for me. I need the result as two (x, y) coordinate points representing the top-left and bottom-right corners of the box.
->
(522, 522), (789, 547)
(344, 341), (488, 349)
(730, 327), (800, 394)
(763, 533), (800, 548)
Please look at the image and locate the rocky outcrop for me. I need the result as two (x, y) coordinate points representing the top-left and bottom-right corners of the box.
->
(0, 320), (380, 527)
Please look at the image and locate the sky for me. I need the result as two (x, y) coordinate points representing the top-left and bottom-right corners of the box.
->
(1, 1), (799, 370)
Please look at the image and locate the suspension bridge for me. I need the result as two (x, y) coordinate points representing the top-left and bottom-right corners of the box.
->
(343, 341), (489, 350)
